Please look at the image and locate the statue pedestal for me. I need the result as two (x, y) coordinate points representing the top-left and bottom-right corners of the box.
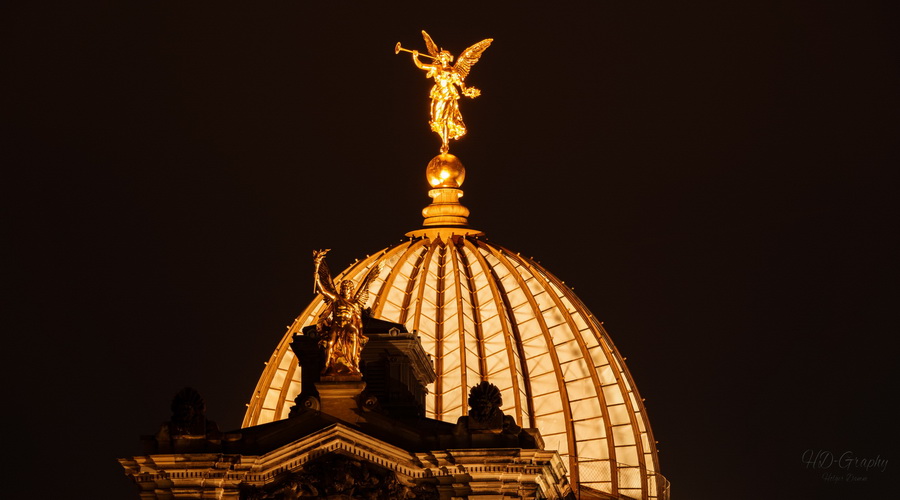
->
(315, 380), (366, 425)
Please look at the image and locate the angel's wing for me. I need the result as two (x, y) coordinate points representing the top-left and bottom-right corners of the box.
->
(422, 30), (440, 58)
(316, 257), (339, 301)
(454, 38), (493, 80)
(353, 260), (383, 308)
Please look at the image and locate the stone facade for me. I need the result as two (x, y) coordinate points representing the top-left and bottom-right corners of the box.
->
(121, 321), (573, 499)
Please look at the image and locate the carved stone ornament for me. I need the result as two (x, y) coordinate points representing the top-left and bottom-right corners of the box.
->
(468, 381), (503, 425)
(240, 452), (438, 499)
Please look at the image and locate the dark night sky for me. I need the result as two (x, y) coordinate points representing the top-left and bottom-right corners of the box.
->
(3, 2), (897, 498)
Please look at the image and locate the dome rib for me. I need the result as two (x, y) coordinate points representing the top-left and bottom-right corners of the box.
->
(453, 241), (488, 381)
(369, 240), (417, 319)
(511, 250), (619, 477)
(433, 244), (448, 418)
(411, 240), (439, 336)
(447, 242), (475, 406)
(461, 239), (526, 426)
(470, 241), (536, 429)
(481, 243), (581, 486)
(515, 251), (628, 490)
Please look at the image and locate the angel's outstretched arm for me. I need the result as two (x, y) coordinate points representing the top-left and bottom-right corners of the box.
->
(456, 74), (480, 97)
(313, 250), (338, 302)
(412, 51), (434, 71)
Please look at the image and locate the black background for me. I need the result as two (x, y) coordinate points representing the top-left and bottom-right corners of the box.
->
(3, 2), (897, 498)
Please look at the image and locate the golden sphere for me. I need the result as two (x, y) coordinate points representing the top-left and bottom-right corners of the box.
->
(426, 154), (466, 188)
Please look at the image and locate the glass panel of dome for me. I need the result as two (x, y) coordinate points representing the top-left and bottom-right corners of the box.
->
(380, 298), (402, 319)
(570, 398), (604, 422)
(480, 314), (501, 336)
(612, 423), (637, 445)
(520, 340), (547, 363)
(523, 276), (547, 299)
(554, 338), (582, 364)
(484, 353), (507, 377)
(566, 376), (598, 400)
(615, 446), (639, 467)
(442, 347), (461, 371)
(463, 339), (479, 356)
(596, 362), (616, 385)
(531, 391), (563, 417)
(577, 438), (609, 460)
(482, 328), (504, 351)
(576, 326), (600, 349)
(559, 359), (590, 380)
(542, 307), (567, 331)
(475, 285), (496, 311)
(443, 313), (459, 336)
(602, 383), (625, 405)
(465, 366), (480, 387)
(636, 411), (647, 432)
(259, 408), (274, 422)
(419, 288), (437, 313)
(489, 375), (513, 391)
(271, 368), (286, 387)
(589, 346), (613, 372)
(443, 276), (457, 299)
(462, 323), (480, 351)
(263, 387), (281, 409)
(608, 404), (631, 426)
(278, 352), (297, 374)
(441, 389), (462, 416)
(574, 418), (604, 439)
(525, 348), (553, 374)
(503, 287), (526, 310)
(441, 383), (462, 410)
(529, 370), (558, 394)
(499, 387), (515, 409)
(287, 378), (301, 401)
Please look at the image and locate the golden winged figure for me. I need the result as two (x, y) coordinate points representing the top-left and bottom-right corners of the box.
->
(312, 249), (383, 377)
(408, 30), (493, 154)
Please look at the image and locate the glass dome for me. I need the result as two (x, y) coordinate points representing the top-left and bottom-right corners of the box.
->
(243, 234), (667, 499)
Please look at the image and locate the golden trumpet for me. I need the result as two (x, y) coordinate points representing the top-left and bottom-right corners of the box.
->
(394, 42), (436, 59)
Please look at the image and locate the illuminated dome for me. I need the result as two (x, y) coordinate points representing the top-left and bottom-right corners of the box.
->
(244, 185), (667, 498)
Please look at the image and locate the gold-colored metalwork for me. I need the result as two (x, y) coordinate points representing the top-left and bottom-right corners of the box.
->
(312, 249), (382, 377)
(398, 31), (493, 154)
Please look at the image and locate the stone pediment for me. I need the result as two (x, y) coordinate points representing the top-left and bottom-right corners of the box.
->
(121, 422), (572, 499)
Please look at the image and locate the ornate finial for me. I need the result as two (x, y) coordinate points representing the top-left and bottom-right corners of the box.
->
(312, 249), (382, 378)
(396, 31), (492, 154)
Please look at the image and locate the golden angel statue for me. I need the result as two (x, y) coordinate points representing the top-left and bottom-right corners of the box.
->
(312, 249), (382, 377)
(401, 31), (493, 154)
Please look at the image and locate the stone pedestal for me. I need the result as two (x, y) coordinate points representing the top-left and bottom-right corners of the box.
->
(315, 380), (366, 425)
